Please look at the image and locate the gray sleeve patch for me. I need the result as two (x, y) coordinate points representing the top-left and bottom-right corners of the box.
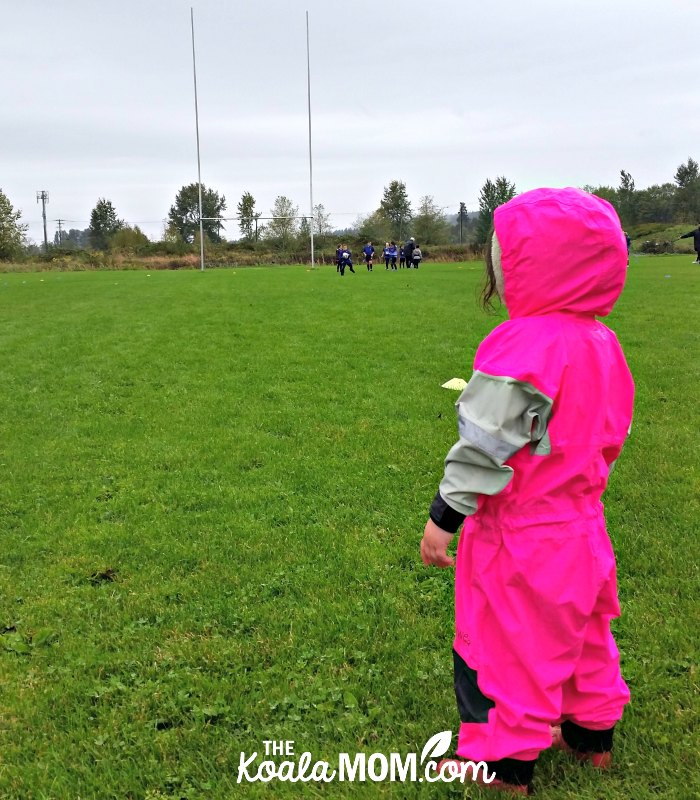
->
(437, 371), (554, 518)
(457, 414), (521, 462)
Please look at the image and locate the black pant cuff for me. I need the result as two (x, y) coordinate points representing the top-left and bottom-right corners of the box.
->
(561, 720), (615, 753)
(487, 757), (536, 787)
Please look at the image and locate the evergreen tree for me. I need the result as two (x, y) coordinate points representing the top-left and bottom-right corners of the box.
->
(474, 177), (516, 246)
(618, 170), (638, 226)
(379, 180), (412, 240)
(674, 157), (700, 222)
(456, 201), (469, 244)
(237, 191), (259, 241)
(88, 198), (123, 250)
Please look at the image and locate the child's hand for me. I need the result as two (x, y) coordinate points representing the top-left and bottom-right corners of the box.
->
(420, 519), (455, 568)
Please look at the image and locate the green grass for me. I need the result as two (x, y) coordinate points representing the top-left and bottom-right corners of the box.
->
(0, 258), (698, 799)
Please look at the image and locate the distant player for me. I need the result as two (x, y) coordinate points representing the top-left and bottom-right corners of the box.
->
(411, 243), (422, 268)
(388, 241), (398, 270)
(363, 241), (375, 271)
(404, 237), (415, 267)
(399, 245), (406, 268)
(383, 242), (391, 270)
(338, 244), (355, 276)
(677, 223), (700, 263)
(336, 243), (343, 272)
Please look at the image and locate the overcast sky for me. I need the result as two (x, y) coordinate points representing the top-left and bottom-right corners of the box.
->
(2, 0), (699, 244)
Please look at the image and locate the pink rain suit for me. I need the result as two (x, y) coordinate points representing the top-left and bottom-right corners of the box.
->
(434, 188), (634, 767)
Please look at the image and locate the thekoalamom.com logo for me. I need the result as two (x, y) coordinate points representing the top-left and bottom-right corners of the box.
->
(236, 731), (495, 784)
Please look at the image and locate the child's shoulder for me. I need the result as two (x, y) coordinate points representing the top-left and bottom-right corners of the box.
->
(475, 317), (568, 397)
(481, 315), (557, 344)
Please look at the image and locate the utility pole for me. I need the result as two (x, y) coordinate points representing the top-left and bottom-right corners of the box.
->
(458, 201), (467, 245)
(56, 218), (64, 246)
(37, 191), (49, 252)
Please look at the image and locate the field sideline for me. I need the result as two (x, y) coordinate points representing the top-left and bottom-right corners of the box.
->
(0, 258), (698, 799)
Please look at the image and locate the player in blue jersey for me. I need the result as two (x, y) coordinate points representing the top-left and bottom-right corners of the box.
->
(338, 244), (355, 276)
(388, 241), (398, 270)
(362, 241), (375, 271)
(336, 244), (342, 272)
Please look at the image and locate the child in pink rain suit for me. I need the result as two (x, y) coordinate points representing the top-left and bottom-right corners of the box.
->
(421, 187), (634, 794)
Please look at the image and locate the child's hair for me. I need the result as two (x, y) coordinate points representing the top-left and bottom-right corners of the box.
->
(481, 224), (499, 312)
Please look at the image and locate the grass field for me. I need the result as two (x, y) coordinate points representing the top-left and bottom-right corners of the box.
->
(0, 257), (698, 799)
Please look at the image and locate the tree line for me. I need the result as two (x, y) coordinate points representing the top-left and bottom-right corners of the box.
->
(583, 158), (700, 228)
(1, 156), (698, 261)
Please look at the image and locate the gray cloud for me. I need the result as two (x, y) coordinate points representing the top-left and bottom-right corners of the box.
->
(3, 0), (699, 244)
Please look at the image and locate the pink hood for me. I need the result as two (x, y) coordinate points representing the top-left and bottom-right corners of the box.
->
(493, 187), (628, 318)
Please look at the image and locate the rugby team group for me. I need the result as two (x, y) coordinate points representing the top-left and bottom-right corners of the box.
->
(335, 238), (423, 275)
